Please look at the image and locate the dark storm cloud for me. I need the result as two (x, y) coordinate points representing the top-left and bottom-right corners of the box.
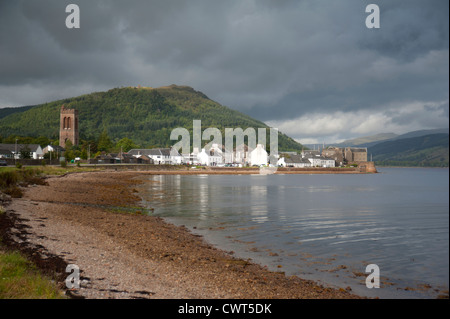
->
(0, 0), (448, 142)
(0, 1), (128, 83)
(241, 0), (449, 120)
(358, 0), (449, 61)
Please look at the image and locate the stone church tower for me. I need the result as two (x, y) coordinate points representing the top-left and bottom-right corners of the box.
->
(59, 105), (79, 148)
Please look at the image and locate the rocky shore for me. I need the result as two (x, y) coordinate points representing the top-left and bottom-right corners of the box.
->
(1, 170), (362, 299)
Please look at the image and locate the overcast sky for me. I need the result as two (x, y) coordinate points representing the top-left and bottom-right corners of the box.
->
(0, 0), (448, 144)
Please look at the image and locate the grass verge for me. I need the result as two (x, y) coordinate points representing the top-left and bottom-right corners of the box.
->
(0, 249), (66, 299)
(0, 166), (103, 198)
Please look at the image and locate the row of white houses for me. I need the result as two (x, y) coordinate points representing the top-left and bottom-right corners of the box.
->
(128, 143), (270, 166)
(127, 144), (336, 168)
(1, 142), (335, 168)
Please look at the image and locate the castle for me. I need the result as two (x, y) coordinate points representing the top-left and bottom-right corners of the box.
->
(59, 105), (79, 148)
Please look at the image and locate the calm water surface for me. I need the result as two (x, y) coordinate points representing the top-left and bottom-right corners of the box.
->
(137, 168), (449, 298)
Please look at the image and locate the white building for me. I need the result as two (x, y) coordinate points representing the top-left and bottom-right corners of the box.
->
(234, 143), (253, 166)
(182, 153), (198, 165)
(197, 148), (223, 166)
(278, 154), (312, 167)
(182, 147), (200, 165)
(43, 145), (66, 154)
(169, 148), (183, 164)
(42, 145), (66, 159)
(128, 147), (182, 164)
(307, 156), (335, 167)
(250, 144), (268, 166)
(277, 157), (286, 167)
(204, 143), (234, 164)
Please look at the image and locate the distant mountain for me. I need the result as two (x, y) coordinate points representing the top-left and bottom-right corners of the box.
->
(335, 133), (399, 147)
(0, 85), (303, 151)
(370, 133), (449, 167)
(391, 128), (449, 141)
(323, 128), (449, 150)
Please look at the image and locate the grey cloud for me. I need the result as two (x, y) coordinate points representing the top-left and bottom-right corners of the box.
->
(357, 0), (449, 61)
(0, 1), (129, 87)
(0, 0), (448, 139)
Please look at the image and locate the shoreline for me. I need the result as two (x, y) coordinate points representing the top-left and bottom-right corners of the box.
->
(1, 170), (363, 299)
(52, 163), (378, 174)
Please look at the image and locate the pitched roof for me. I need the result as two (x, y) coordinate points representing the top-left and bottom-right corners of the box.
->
(302, 150), (320, 157)
(128, 149), (158, 156)
(285, 155), (310, 164)
(0, 143), (41, 152)
(307, 155), (335, 161)
(128, 148), (180, 157)
(120, 153), (135, 159)
(205, 143), (234, 154)
(159, 148), (171, 156)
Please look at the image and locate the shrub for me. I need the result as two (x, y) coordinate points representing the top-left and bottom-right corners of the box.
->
(0, 171), (18, 189)
(0, 169), (46, 198)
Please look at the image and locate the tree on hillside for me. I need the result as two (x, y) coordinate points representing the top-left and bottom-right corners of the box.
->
(3, 136), (34, 145)
(97, 129), (113, 152)
(116, 137), (139, 152)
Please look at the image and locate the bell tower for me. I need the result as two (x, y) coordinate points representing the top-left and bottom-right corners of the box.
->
(59, 105), (79, 148)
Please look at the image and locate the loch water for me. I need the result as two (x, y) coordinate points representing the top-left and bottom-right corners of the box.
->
(137, 167), (449, 298)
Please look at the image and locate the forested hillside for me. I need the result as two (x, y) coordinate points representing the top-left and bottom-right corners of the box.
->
(0, 85), (303, 152)
(0, 105), (36, 120)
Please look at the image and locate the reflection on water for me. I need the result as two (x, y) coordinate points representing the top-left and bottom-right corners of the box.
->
(137, 168), (449, 299)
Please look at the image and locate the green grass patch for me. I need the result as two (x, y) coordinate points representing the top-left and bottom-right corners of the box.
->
(0, 249), (66, 299)
(0, 165), (103, 176)
(0, 166), (104, 198)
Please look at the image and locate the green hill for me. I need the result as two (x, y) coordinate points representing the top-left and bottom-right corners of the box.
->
(371, 133), (449, 167)
(0, 85), (303, 151)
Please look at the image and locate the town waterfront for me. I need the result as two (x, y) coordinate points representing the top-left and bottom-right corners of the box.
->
(137, 167), (449, 298)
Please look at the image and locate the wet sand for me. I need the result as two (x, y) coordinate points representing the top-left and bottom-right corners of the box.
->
(3, 170), (363, 299)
